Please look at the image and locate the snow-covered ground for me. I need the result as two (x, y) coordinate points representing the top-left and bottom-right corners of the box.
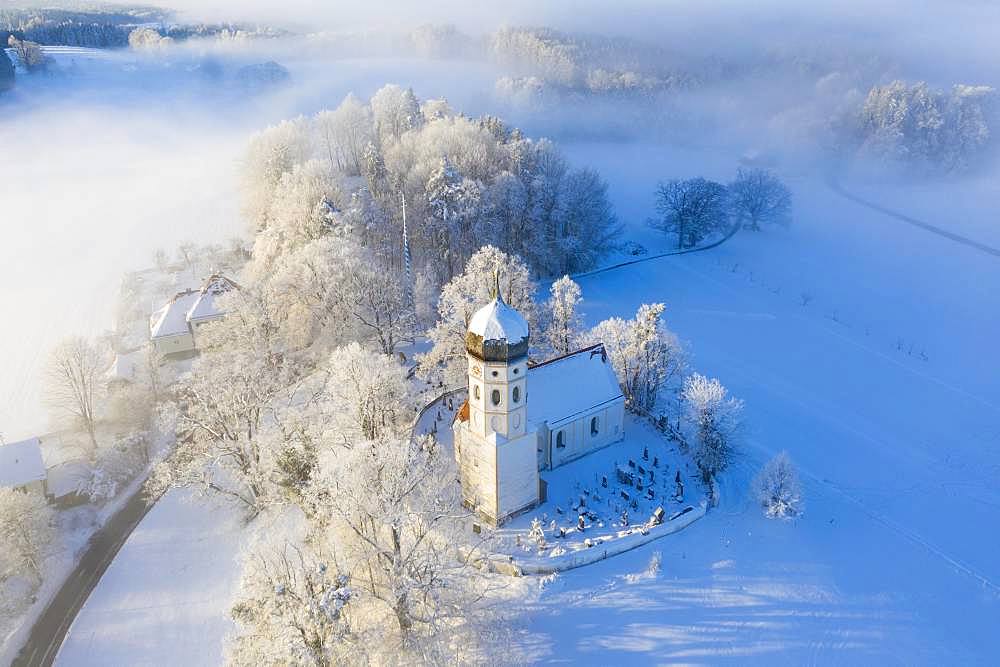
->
(509, 156), (1000, 661)
(54, 489), (245, 666)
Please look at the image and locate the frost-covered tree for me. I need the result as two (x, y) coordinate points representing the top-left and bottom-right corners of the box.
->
(268, 234), (412, 355)
(82, 432), (148, 502)
(44, 336), (105, 458)
(241, 118), (311, 231)
(548, 167), (619, 274)
(127, 27), (173, 49)
(360, 141), (388, 199)
(249, 159), (342, 274)
(857, 80), (996, 172)
(543, 275), (583, 356)
(371, 84), (423, 146)
(727, 168), (792, 231)
(425, 157), (482, 278)
(653, 178), (729, 249)
(229, 543), (356, 667)
(7, 36), (50, 71)
(419, 246), (538, 387)
(753, 451), (803, 519)
(681, 373), (743, 486)
(149, 297), (290, 516)
(314, 94), (373, 176)
(324, 343), (413, 441)
(306, 435), (505, 661)
(0, 488), (56, 583)
(590, 303), (684, 414)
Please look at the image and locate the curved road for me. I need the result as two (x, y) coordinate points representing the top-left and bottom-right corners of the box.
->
(826, 176), (1000, 259)
(12, 488), (155, 667)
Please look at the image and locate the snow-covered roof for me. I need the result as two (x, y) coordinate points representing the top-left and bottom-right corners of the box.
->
(150, 290), (199, 339)
(187, 275), (237, 324)
(0, 438), (46, 488)
(105, 351), (137, 383)
(468, 297), (529, 342)
(46, 461), (91, 499)
(528, 344), (624, 428)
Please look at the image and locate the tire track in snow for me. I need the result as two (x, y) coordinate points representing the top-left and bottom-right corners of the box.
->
(827, 176), (1000, 259)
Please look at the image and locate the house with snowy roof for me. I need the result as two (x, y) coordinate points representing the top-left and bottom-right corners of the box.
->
(150, 274), (238, 357)
(0, 438), (47, 495)
(453, 282), (625, 526)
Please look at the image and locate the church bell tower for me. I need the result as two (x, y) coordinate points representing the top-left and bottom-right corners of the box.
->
(453, 273), (539, 526)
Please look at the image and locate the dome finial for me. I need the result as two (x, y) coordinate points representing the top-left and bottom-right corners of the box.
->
(491, 267), (503, 302)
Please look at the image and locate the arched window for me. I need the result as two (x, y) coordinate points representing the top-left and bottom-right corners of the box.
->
(556, 431), (565, 449)
(473, 385), (480, 401)
(491, 389), (501, 406)
(512, 386), (521, 403)
(590, 416), (599, 436)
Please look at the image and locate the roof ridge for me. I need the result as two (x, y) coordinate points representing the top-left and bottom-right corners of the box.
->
(529, 342), (606, 369)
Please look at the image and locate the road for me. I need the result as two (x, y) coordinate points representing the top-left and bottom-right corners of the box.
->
(827, 176), (1000, 259)
(11, 488), (156, 667)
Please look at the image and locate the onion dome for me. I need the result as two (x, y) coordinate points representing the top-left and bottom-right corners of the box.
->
(465, 278), (529, 362)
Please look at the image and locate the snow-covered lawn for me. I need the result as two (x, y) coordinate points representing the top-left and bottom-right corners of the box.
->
(55, 489), (245, 666)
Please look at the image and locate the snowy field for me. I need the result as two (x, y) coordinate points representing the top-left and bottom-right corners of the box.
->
(510, 164), (1000, 662)
(55, 489), (245, 666)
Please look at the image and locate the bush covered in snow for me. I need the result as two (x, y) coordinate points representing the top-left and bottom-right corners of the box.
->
(753, 451), (804, 519)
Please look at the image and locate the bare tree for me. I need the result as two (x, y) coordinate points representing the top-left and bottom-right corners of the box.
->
(728, 168), (792, 231)
(45, 337), (104, 457)
(177, 241), (197, 272)
(653, 178), (729, 249)
(154, 247), (170, 273)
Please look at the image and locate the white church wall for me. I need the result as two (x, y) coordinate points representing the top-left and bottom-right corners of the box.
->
(456, 423), (499, 522)
(549, 398), (626, 468)
(497, 432), (540, 521)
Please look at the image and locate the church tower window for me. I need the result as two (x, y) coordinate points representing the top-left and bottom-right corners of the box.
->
(513, 386), (521, 403)
(491, 389), (501, 406)
(474, 385), (481, 401)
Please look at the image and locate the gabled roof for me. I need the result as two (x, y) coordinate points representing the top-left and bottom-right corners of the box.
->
(150, 289), (199, 339)
(187, 274), (238, 324)
(0, 438), (46, 488)
(149, 274), (238, 339)
(527, 344), (624, 428)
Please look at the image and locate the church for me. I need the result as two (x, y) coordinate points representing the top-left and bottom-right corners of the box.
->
(453, 285), (626, 526)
